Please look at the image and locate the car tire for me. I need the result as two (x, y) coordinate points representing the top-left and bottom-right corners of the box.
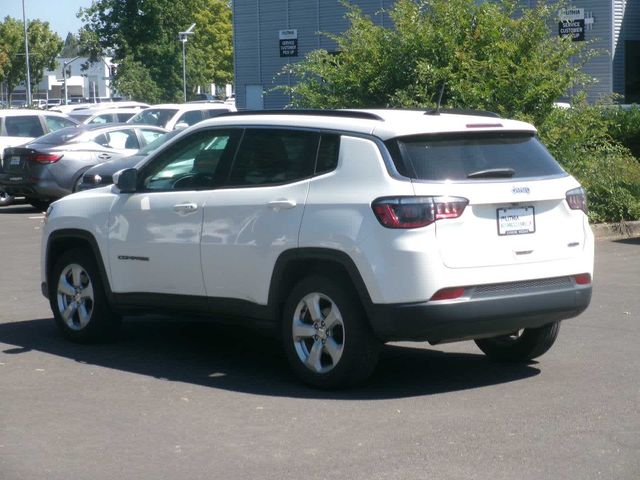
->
(27, 198), (51, 211)
(49, 248), (121, 343)
(474, 321), (560, 362)
(0, 189), (14, 207)
(281, 275), (380, 389)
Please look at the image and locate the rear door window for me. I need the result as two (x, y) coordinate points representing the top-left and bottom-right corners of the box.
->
(88, 114), (114, 124)
(387, 132), (566, 181)
(116, 112), (135, 122)
(206, 109), (229, 119)
(129, 109), (178, 127)
(4, 116), (44, 137)
(94, 129), (140, 150)
(176, 110), (204, 127)
(228, 129), (319, 187)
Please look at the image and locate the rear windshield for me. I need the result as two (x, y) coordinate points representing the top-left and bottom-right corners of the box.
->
(387, 132), (566, 181)
(33, 127), (84, 145)
(128, 108), (178, 128)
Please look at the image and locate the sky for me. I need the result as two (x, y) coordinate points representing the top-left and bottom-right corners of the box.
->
(1, 0), (95, 37)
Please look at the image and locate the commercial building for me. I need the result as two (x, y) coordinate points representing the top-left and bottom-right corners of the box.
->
(232, 0), (640, 110)
(38, 56), (116, 102)
(3, 57), (115, 106)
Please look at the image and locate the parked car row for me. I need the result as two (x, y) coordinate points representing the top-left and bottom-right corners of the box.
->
(0, 109), (80, 206)
(0, 100), (236, 207)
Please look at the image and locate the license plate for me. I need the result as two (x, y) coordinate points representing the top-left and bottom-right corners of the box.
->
(9, 156), (20, 166)
(497, 206), (535, 236)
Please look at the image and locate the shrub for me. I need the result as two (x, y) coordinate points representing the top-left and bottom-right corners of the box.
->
(603, 106), (640, 160)
(538, 102), (640, 223)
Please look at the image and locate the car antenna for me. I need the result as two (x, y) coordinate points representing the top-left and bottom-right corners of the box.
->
(426, 83), (446, 115)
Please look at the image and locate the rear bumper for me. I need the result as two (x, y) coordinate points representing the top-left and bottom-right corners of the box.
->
(368, 277), (592, 343)
(0, 173), (65, 199)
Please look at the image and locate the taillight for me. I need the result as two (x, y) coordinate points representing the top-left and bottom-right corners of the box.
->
(27, 153), (63, 164)
(372, 196), (468, 229)
(566, 187), (587, 214)
(574, 273), (591, 285)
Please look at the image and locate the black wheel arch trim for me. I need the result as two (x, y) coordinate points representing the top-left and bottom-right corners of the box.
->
(268, 247), (374, 317)
(45, 229), (114, 301)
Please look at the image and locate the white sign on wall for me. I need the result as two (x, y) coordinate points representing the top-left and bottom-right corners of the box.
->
(559, 8), (586, 42)
(279, 29), (298, 57)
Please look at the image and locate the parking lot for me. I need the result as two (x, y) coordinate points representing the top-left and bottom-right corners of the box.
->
(0, 201), (638, 480)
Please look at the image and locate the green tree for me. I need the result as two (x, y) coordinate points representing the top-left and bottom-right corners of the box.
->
(0, 44), (8, 80)
(112, 56), (164, 104)
(79, 0), (233, 102)
(60, 32), (80, 57)
(283, 0), (593, 124)
(0, 16), (62, 102)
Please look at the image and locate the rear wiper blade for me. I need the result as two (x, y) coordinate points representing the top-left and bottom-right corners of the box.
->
(467, 168), (515, 179)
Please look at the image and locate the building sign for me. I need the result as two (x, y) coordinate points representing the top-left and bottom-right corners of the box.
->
(279, 29), (298, 57)
(559, 8), (585, 42)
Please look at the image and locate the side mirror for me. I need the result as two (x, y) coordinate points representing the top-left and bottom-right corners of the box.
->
(174, 122), (189, 131)
(113, 168), (137, 193)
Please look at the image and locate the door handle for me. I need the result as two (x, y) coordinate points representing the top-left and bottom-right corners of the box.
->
(173, 202), (198, 214)
(98, 153), (111, 160)
(268, 199), (297, 210)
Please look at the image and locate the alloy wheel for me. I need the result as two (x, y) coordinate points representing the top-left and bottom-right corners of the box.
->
(292, 292), (345, 374)
(56, 263), (95, 331)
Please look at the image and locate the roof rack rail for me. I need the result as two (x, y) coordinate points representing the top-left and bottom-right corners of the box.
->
(425, 108), (501, 118)
(216, 109), (384, 121)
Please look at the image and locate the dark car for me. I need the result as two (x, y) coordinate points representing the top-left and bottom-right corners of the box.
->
(76, 129), (182, 191)
(0, 123), (166, 210)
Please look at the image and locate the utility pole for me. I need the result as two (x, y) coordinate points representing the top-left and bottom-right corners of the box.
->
(178, 23), (196, 103)
(21, 0), (32, 107)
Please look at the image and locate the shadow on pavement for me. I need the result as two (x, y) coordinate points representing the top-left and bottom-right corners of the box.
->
(0, 317), (540, 400)
(0, 204), (42, 214)
(613, 236), (640, 245)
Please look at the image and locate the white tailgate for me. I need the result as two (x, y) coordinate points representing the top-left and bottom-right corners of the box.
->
(412, 176), (587, 269)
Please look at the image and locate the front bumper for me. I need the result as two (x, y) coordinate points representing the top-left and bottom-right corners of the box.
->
(368, 276), (592, 343)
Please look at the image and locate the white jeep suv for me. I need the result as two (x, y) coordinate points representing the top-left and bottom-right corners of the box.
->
(41, 109), (593, 388)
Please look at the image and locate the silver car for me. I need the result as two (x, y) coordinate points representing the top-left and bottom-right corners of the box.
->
(0, 123), (166, 210)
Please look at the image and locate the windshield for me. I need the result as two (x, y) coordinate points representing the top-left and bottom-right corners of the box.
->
(387, 132), (566, 181)
(137, 130), (181, 155)
(128, 108), (178, 128)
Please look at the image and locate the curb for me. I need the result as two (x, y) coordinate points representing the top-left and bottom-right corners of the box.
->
(591, 220), (640, 240)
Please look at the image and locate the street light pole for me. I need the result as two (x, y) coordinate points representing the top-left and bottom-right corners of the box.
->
(62, 56), (79, 105)
(178, 23), (196, 103)
(21, 0), (32, 107)
(182, 39), (187, 102)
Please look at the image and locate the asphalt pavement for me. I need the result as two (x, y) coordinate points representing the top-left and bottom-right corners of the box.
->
(0, 201), (638, 480)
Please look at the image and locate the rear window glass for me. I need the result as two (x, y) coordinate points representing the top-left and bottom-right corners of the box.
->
(31, 127), (83, 145)
(387, 132), (566, 181)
